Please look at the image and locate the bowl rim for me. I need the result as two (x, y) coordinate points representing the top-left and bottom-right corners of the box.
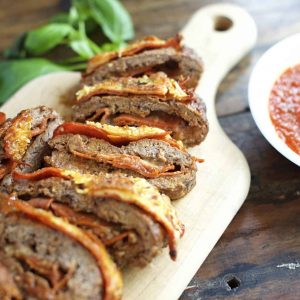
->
(248, 32), (300, 167)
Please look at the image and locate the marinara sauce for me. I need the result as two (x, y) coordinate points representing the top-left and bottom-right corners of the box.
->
(269, 64), (300, 155)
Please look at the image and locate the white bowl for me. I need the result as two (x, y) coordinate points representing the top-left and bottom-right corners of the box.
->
(248, 33), (300, 167)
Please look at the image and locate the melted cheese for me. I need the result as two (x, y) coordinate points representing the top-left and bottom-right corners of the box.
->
(90, 179), (183, 238)
(60, 170), (184, 258)
(4, 111), (32, 161)
(61, 169), (96, 188)
(76, 72), (189, 102)
(54, 122), (172, 146)
(12, 166), (184, 259)
(89, 122), (185, 150)
(86, 122), (167, 138)
(86, 122), (184, 151)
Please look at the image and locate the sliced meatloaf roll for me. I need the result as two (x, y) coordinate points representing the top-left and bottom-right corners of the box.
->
(0, 193), (122, 300)
(12, 168), (184, 268)
(45, 122), (200, 199)
(72, 72), (208, 146)
(82, 35), (203, 89)
(0, 106), (62, 193)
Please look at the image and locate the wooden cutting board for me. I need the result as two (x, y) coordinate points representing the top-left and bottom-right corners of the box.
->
(1, 3), (256, 300)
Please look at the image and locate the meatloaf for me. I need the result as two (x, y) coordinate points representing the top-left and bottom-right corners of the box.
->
(0, 106), (62, 193)
(45, 122), (200, 199)
(0, 193), (122, 300)
(82, 35), (203, 89)
(12, 167), (184, 268)
(72, 72), (208, 146)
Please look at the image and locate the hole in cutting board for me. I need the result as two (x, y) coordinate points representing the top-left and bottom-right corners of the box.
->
(226, 276), (240, 290)
(214, 16), (233, 31)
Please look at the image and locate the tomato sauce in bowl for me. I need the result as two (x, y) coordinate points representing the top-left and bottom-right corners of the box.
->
(269, 64), (300, 155)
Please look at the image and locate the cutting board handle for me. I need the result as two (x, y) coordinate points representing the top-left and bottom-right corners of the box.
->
(181, 3), (257, 108)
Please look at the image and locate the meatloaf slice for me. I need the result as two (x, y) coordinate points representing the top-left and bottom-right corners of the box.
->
(72, 73), (208, 146)
(0, 193), (122, 300)
(0, 106), (62, 193)
(45, 123), (198, 199)
(82, 35), (203, 89)
(12, 168), (184, 268)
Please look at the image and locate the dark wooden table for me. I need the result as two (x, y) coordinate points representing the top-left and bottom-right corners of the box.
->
(1, 1), (300, 299)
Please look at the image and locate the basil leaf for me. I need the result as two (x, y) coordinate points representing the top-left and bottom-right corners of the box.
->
(25, 24), (73, 55)
(68, 21), (97, 58)
(3, 33), (27, 59)
(0, 0), (136, 105)
(70, 39), (95, 59)
(71, 0), (91, 23)
(87, 0), (134, 42)
(69, 6), (81, 25)
(0, 59), (66, 104)
(49, 12), (70, 24)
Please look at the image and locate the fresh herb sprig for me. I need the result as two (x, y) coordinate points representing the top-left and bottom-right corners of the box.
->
(0, 0), (134, 103)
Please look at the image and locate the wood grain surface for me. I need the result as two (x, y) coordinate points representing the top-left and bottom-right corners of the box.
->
(1, 1), (300, 299)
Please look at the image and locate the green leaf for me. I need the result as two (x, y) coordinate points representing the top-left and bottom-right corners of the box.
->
(70, 1), (97, 33)
(69, 6), (81, 25)
(49, 12), (70, 24)
(4, 0), (134, 60)
(69, 39), (95, 58)
(68, 21), (95, 58)
(71, 0), (91, 23)
(59, 56), (87, 64)
(3, 33), (27, 59)
(87, 0), (134, 42)
(25, 24), (73, 55)
(0, 0), (136, 105)
(0, 59), (66, 104)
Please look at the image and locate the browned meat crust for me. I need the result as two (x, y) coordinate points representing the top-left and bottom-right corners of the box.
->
(0, 106), (62, 193)
(72, 94), (208, 146)
(13, 172), (183, 268)
(82, 47), (203, 90)
(0, 193), (123, 300)
(45, 134), (197, 199)
(0, 206), (103, 300)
